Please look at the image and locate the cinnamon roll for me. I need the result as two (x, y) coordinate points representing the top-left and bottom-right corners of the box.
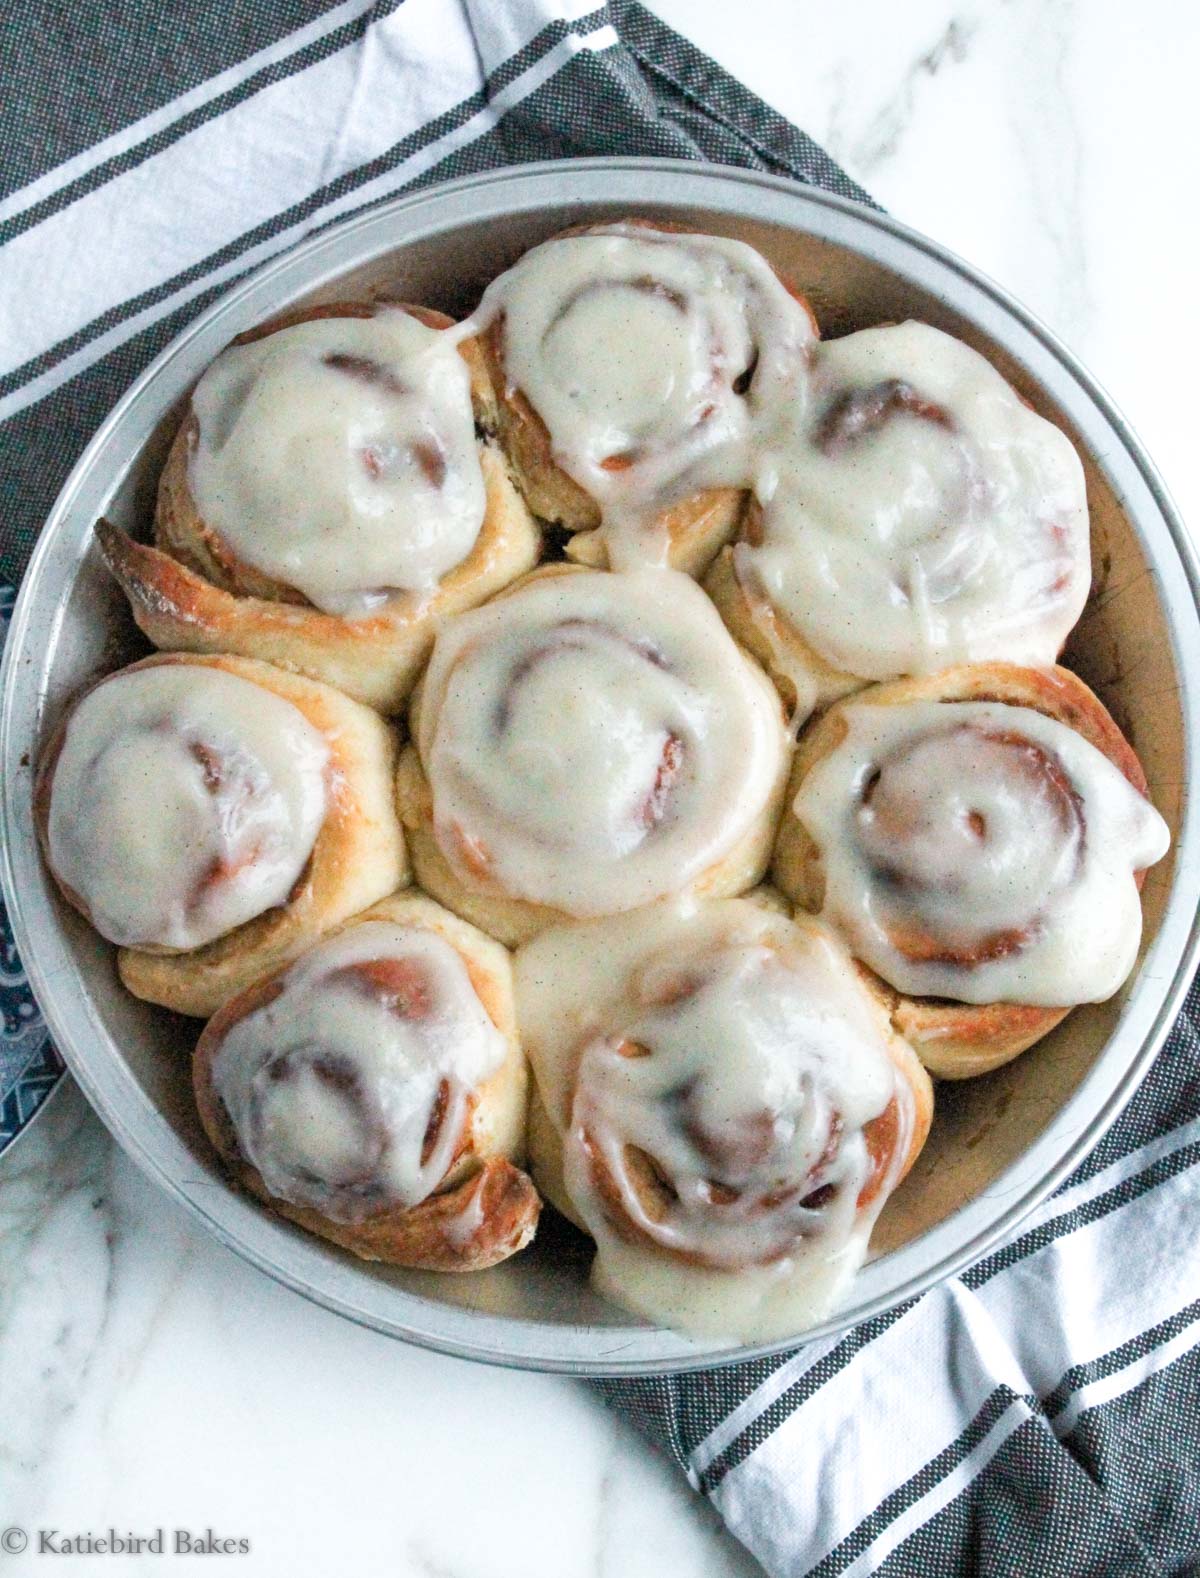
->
(464, 221), (816, 573)
(194, 893), (539, 1271)
(36, 653), (407, 1017)
(515, 897), (932, 1340)
(706, 321), (1091, 722)
(395, 565), (791, 947)
(774, 664), (1171, 1077)
(97, 302), (540, 714)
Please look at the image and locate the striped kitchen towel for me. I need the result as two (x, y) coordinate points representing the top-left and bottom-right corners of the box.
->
(597, 985), (1200, 1576)
(3, 5), (1198, 1575)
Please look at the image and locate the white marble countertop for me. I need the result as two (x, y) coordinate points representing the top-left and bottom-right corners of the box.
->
(3, 3), (1196, 1574)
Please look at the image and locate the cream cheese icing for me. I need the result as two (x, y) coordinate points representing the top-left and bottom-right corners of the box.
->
(794, 699), (1170, 1006)
(188, 309), (486, 616)
(47, 664), (330, 950)
(211, 921), (506, 1222)
(417, 570), (789, 917)
(516, 898), (914, 1341)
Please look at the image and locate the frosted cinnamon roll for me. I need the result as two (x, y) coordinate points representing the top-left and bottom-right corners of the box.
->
(97, 302), (539, 713)
(36, 653), (407, 1018)
(396, 565), (791, 947)
(515, 897), (932, 1341)
(465, 221), (816, 573)
(707, 321), (1091, 722)
(194, 893), (539, 1271)
(774, 664), (1170, 1077)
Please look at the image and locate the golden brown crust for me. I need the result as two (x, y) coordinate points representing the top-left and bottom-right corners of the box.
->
(887, 1029), (936, 1180)
(773, 662), (1153, 1078)
(38, 651), (409, 1018)
(873, 978), (1070, 1083)
(395, 564), (792, 948)
(479, 220), (815, 577)
(33, 712), (87, 925)
(97, 301), (541, 715)
(191, 891), (539, 1271)
(396, 758), (564, 949)
(819, 1020), (934, 1206)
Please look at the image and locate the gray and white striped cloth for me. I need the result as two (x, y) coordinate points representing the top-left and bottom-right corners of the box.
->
(3, 6), (1197, 1574)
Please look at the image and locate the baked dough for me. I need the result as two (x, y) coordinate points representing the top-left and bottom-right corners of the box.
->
(97, 303), (540, 714)
(774, 663), (1169, 1077)
(37, 652), (408, 1017)
(396, 563), (792, 946)
(193, 891), (539, 1271)
(515, 896), (933, 1339)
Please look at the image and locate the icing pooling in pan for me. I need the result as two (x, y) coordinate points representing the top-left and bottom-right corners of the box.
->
(47, 664), (329, 950)
(735, 321), (1091, 679)
(418, 569), (788, 917)
(795, 699), (1170, 1007)
(189, 310), (487, 616)
(461, 224), (815, 567)
(516, 898), (914, 1341)
(211, 921), (506, 1223)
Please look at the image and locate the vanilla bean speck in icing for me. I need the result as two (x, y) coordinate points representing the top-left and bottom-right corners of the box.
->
(795, 700), (1170, 1007)
(46, 665), (329, 949)
(516, 899), (918, 1341)
(461, 224), (815, 566)
(736, 322), (1090, 680)
(417, 569), (789, 916)
(210, 922), (506, 1223)
(188, 310), (486, 616)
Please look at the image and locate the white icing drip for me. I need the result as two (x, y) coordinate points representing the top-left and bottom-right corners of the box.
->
(442, 1176), (489, 1249)
(211, 921), (506, 1222)
(188, 310), (486, 616)
(795, 699), (1170, 1006)
(739, 321), (1091, 678)
(418, 570), (788, 916)
(47, 665), (329, 950)
(515, 899), (911, 1341)
(458, 224), (814, 567)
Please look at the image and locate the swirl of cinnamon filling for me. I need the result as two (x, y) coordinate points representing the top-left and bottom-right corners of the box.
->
(464, 223), (815, 567)
(516, 900), (929, 1340)
(207, 922), (507, 1223)
(570, 943), (906, 1270)
(187, 307), (487, 616)
(43, 664), (329, 949)
(416, 569), (788, 917)
(736, 321), (1090, 680)
(795, 700), (1170, 1006)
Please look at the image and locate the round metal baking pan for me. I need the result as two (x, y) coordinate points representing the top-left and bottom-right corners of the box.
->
(3, 160), (1198, 1374)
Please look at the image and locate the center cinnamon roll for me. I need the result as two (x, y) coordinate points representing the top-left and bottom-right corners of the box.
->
(398, 567), (790, 942)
